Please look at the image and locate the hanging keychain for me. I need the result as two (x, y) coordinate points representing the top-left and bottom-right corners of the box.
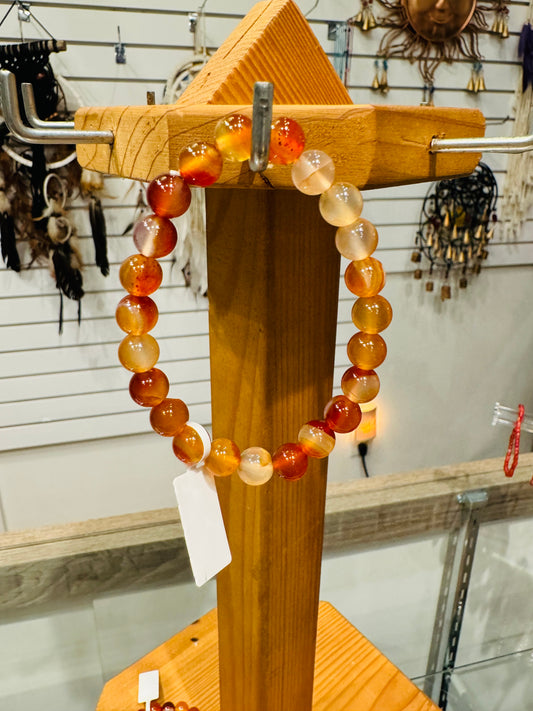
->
(503, 404), (525, 477)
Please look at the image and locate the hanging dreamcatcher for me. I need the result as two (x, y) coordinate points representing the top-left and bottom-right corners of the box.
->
(350, 0), (509, 100)
(411, 162), (498, 301)
(0, 4), (109, 331)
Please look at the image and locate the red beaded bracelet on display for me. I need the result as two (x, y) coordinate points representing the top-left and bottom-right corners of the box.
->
(116, 113), (392, 483)
(140, 698), (199, 711)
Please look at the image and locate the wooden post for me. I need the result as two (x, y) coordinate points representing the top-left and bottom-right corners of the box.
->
(206, 188), (340, 710)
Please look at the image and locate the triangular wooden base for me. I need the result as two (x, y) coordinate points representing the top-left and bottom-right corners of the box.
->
(96, 601), (439, 711)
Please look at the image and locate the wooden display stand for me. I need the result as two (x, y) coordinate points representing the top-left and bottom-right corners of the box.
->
(80, 2), (484, 710)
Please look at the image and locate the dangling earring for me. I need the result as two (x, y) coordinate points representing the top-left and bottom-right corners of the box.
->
(474, 62), (486, 92)
(371, 59), (380, 90)
(379, 59), (389, 94)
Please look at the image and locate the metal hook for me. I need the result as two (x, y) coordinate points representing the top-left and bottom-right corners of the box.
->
(0, 70), (113, 145)
(431, 134), (533, 154)
(249, 82), (273, 173)
(21, 83), (75, 129)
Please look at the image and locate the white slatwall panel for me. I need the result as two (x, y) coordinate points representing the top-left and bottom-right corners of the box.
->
(0, 0), (528, 451)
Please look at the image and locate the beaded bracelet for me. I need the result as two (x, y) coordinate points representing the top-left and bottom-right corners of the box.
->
(140, 699), (199, 711)
(116, 113), (392, 483)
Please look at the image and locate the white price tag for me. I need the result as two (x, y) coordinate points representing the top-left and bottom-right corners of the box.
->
(173, 467), (232, 587)
(138, 670), (159, 707)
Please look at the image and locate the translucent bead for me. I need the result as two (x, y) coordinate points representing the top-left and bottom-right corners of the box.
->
(237, 447), (274, 486)
(119, 254), (162, 296)
(118, 334), (159, 372)
(298, 420), (335, 459)
(161, 703), (175, 711)
(150, 398), (189, 436)
(172, 423), (209, 465)
(129, 368), (169, 407)
(335, 218), (378, 261)
(147, 173), (191, 218)
(215, 113), (252, 162)
(269, 117), (306, 165)
(351, 295), (393, 333)
(175, 704), (189, 711)
(347, 332), (387, 370)
(291, 150), (335, 195)
(324, 395), (362, 433)
(319, 182), (363, 227)
(341, 366), (380, 403)
(133, 214), (177, 258)
(204, 438), (241, 477)
(150, 704), (162, 711)
(344, 257), (385, 297)
(116, 295), (158, 334)
(179, 142), (223, 187)
(272, 443), (308, 480)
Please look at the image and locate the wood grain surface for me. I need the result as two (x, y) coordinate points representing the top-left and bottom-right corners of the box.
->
(75, 103), (484, 187)
(94, 601), (440, 711)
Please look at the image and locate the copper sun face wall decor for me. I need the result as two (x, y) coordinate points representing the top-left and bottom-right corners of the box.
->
(352, 0), (509, 88)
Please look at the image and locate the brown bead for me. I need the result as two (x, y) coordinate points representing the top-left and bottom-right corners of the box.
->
(129, 368), (169, 407)
(150, 398), (189, 436)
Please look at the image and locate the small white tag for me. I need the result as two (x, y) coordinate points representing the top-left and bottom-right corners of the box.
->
(138, 670), (159, 706)
(173, 467), (232, 586)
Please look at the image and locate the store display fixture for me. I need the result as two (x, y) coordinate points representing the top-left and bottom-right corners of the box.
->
(0, 0), (489, 709)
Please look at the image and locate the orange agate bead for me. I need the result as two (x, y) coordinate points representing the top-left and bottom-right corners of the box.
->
(119, 254), (162, 296)
(172, 424), (207, 465)
(341, 366), (380, 403)
(150, 398), (189, 436)
(272, 443), (308, 480)
(269, 117), (306, 165)
(347, 332), (387, 370)
(344, 257), (385, 297)
(129, 368), (169, 407)
(118, 334), (160, 372)
(335, 218), (378, 261)
(204, 438), (241, 477)
(133, 214), (177, 258)
(179, 142), (223, 187)
(175, 703), (189, 711)
(298, 420), (335, 459)
(116, 295), (158, 334)
(324, 395), (362, 433)
(147, 172), (191, 218)
(351, 295), (393, 333)
(214, 113), (252, 162)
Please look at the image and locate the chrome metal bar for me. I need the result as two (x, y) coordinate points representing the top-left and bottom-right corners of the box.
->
(21, 83), (75, 129)
(0, 70), (113, 145)
(430, 134), (533, 154)
(249, 81), (273, 172)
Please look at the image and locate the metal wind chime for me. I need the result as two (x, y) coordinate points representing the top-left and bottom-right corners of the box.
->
(411, 162), (498, 301)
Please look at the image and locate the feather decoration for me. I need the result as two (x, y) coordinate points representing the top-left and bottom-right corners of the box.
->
(0, 210), (20, 271)
(519, 22), (533, 92)
(51, 241), (84, 302)
(89, 195), (109, 276)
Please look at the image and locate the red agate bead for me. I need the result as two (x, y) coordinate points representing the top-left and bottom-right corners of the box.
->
(341, 366), (380, 403)
(272, 443), (308, 480)
(150, 704), (162, 711)
(351, 295), (393, 333)
(147, 172), (191, 218)
(118, 334), (160, 372)
(172, 424), (207, 465)
(119, 254), (162, 296)
(204, 438), (241, 477)
(133, 214), (177, 258)
(161, 703), (175, 711)
(150, 398), (189, 436)
(324, 395), (362, 433)
(344, 257), (386, 297)
(116, 294), (158, 334)
(215, 113), (252, 162)
(347, 332), (387, 370)
(129, 368), (169, 407)
(298, 420), (335, 458)
(269, 117), (306, 165)
(179, 142), (223, 187)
